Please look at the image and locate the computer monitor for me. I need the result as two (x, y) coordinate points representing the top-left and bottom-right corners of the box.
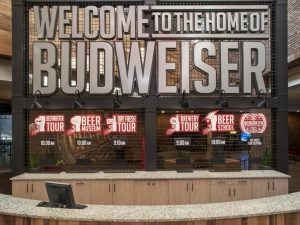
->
(45, 181), (76, 209)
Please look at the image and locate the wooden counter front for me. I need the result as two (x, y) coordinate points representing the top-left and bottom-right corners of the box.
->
(0, 193), (300, 225)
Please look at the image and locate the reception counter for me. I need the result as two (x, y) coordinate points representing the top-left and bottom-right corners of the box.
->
(0, 192), (300, 225)
(11, 170), (290, 205)
(10, 170), (290, 180)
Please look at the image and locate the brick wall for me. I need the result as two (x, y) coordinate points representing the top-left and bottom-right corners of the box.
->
(288, 0), (300, 61)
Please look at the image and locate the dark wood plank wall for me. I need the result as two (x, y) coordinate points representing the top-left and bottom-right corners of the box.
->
(0, 213), (300, 225)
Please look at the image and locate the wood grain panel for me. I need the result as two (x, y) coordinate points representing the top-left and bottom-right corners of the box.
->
(247, 216), (269, 225)
(113, 180), (134, 205)
(0, 215), (5, 225)
(284, 212), (300, 225)
(0, 29), (12, 56)
(0, 13), (12, 31)
(15, 217), (25, 225)
(168, 180), (190, 204)
(0, 0), (11, 56)
(190, 180), (211, 204)
(75, 222), (104, 225)
(216, 218), (241, 225)
(0, 0), (11, 31)
(2, 213), (300, 225)
(31, 218), (44, 225)
(275, 214), (285, 225)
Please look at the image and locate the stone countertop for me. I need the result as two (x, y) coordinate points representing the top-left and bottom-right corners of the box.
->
(10, 170), (290, 181)
(0, 192), (299, 222)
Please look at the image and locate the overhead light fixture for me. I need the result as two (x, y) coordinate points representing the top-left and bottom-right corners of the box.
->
(216, 89), (228, 108)
(31, 90), (44, 109)
(73, 89), (84, 109)
(257, 99), (267, 108)
(252, 89), (267, 108)
(180, 90), (189, 109)
(113, 90), (121, 109)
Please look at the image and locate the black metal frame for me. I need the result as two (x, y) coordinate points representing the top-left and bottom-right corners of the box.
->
(12, 0), (288, 174)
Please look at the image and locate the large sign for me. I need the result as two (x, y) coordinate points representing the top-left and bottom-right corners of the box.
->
(104, 114), (137, 135)
(30, 115), (65, 136)
(202, 110), (235, 134)
(31, 5), (269, 96)
(240, 113), (267, 134)
(166, 114), (200, 135)
(66, 114), (102, 135)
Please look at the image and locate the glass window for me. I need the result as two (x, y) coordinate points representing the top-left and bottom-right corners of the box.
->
(157, 109), (272, 171)
(27, 110), (145, 172)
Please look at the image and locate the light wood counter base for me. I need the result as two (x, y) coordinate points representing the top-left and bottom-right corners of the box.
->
(11, 170), (290, 205)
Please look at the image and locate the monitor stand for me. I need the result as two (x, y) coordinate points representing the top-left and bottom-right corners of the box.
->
(36, 201), (87, 209)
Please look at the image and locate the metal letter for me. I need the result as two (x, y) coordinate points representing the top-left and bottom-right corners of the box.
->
(194, 12), (203, 32)
(90, 42), (114, 94)
(33, 6), (58, 39)
(183, 12), (193, 32)
(181, 41), (190, 93)
(117, 6), (136, 39)
(250, 13), (260, 32)
(240, 12), (248, 32)
(193, 42), (217, 93)
(260, 12), (269, 32)
(152, 12), (161, 32)
(227, 12), (239, 32)
(33, 42), (57, 95)
(84, 6), (98, 39)
(158, 42), (177, 94)
(99, 6), (115, 39)
(61, 42), (86, 94)
(205, 12), (216, 32)
(72, 6), (83, 39)
(162, 13), (172, 32)
(220, 42), (239, 94)
(243, 42), (266, 94)
(59, 6), (71, 39)
(137, 6), (149, 38)
(174, 12), (182, 32)
(115, 41), (155, 95)
(216, 12), (226, 32)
